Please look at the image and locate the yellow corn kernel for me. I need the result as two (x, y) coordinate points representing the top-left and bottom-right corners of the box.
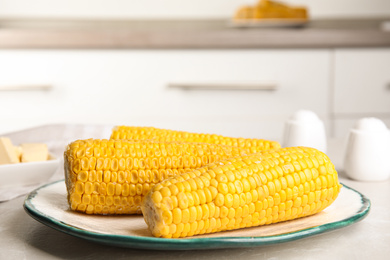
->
(111, 126), (280, 152)
(141, 147), (341, 238)
(65, 138), (275, 215)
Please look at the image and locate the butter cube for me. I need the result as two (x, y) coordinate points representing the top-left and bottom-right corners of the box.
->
(0, 137), (20, 165)
(21, 143), (49, 162)
(14, 146), (23, 162)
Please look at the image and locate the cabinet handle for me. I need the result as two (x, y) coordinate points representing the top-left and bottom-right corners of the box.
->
(167, 81), (278, 91)
(0, 84), (53, 91)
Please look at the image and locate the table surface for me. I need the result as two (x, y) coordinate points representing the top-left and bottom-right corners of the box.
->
(0, 18), (390, 49)
(1, 125), (389, 260)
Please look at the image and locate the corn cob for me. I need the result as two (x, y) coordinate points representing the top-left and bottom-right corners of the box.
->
(141, 146), (342, 238)
(110, 126), (281, 153)
(64, 139), (260, 215)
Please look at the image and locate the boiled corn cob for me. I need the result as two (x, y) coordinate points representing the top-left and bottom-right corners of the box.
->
(141, 146), (341, 238)
(64, 139), (261, 215)
(111, 126), (281, 152)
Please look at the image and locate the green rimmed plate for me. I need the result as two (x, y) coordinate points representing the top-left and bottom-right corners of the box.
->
(24, 180), (370, 250)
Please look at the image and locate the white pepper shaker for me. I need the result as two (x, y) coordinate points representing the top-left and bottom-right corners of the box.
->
(343, 117), (390, 181)
(283, 110), (327, 153)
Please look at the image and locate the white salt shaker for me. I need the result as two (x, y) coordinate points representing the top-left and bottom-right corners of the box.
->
(343, 117), (390, 181)
(282, 110), (327, 153)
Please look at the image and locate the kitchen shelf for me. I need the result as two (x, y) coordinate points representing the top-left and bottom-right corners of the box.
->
(0, 18), (389, 49)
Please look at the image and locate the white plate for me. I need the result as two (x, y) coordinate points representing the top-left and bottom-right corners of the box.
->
(24, 181), (370, 250)
(0, 155), (60, 188)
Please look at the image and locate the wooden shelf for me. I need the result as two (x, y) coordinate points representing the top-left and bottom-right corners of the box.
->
(0, 18), (389, 49)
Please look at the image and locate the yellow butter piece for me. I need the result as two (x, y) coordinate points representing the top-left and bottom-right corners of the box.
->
(21, 143), (48, 162)
(14, 146), (22, 162)
(0, 137), (20, 165)
(235, 0), (308, 20)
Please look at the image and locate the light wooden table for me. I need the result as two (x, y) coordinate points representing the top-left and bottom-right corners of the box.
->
(0, 125), (389, 260)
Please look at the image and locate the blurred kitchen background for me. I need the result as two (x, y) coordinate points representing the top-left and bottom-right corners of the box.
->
(0, 0), (389, 142)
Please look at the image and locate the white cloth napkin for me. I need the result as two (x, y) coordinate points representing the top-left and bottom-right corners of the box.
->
(0, 182), (55, 202)
(0, 124), (113, 202)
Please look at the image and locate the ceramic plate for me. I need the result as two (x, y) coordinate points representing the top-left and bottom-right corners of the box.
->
(0, 155), (60, 189)
(24, 180), (370, 250)
(229, 19), (308, 28)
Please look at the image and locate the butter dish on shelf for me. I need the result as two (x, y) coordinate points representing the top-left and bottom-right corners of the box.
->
(229, 18), (308, 28)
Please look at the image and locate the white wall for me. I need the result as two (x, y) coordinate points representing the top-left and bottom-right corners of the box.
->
(0, 0), (389, 19)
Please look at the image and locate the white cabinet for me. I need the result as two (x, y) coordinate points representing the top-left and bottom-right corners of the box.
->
(333, 48), (390, 138)
(0, 50), (331, 140)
